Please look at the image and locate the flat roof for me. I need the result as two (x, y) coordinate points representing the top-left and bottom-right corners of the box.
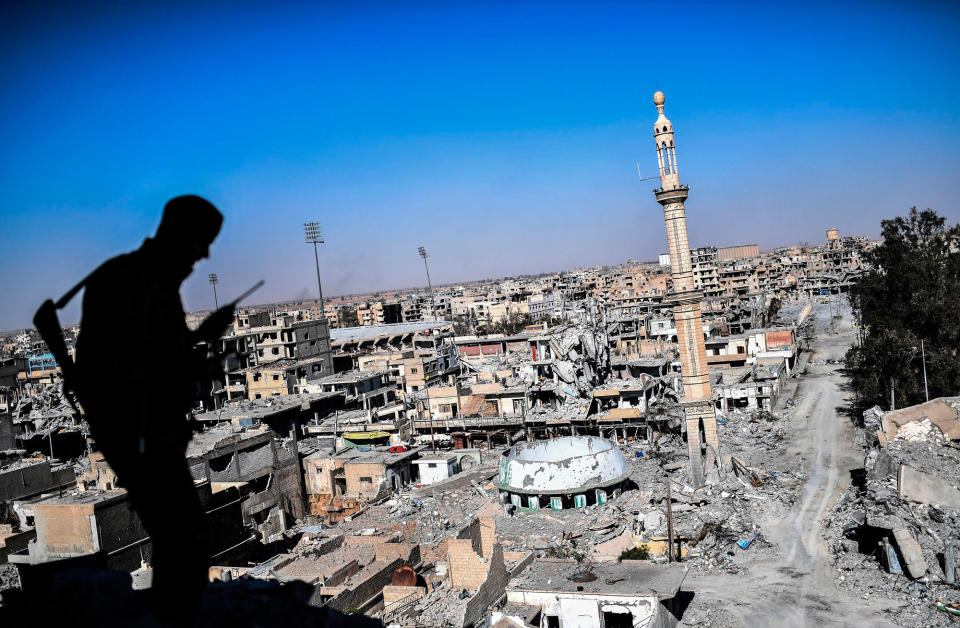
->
(414, 455), (457, 464)
(509, 559), (687, 598)
(454, 333), (532, 344)
(29, 489), (127, 507)
(245, 355), (327, 373)
(330, 321), (449, 343)
(194, 391), (342, 422)
(186, 424), (271, 458)
(317, 370), (388, 384)
(304, 446), (423, 464)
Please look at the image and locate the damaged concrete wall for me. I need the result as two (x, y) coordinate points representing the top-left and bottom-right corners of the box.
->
(448, 537), (492, 590)
(462, 544), (510, 628)
(897, 464), (960, 508)
(0, 460), (73, 501)
(29, 502), (98, 557)
(321, 557), (402, 612)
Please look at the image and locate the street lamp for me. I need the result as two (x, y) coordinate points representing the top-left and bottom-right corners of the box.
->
(304, 222), (325, 316)
(418, 246), (437, 321)
(208, 273), (219, 310)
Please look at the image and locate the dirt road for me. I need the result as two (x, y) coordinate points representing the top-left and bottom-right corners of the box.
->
(683, 301), (902, 627)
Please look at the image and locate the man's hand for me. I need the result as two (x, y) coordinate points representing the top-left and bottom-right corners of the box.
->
(194, 304), (236, 343)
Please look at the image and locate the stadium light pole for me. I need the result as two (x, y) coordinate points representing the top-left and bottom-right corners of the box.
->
(418, 246), (437, 321)
(208, 273), (219, 310)
(304, 222), (326, 316)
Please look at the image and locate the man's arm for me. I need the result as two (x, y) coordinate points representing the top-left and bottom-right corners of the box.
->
(192, 304), (236, 345)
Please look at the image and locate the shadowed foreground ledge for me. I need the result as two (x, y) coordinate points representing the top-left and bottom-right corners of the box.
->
(0, 554), (382, 628)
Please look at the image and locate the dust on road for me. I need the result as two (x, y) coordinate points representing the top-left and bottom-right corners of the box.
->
(683, 301), (903, 627)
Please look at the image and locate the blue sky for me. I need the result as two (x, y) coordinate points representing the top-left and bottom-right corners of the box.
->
(2, 1), (959, 330)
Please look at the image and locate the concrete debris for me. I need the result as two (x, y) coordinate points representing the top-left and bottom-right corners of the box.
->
(894, 418), (941, 442)
(891, 528), (928, 579)
(897, 464), (960, 508)
(822, 401), (960, 626)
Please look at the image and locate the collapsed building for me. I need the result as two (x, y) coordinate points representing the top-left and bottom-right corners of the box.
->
(825, 397), (960, 626)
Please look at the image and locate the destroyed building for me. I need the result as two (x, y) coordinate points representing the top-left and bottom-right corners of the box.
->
(10, 474), (247, 572)
(824, 397), (960, 625)
(186, 423), (307, 539)
(502, 560), (688, 628)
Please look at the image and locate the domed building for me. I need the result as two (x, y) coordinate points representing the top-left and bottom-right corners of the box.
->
(496, 436), (630, 511)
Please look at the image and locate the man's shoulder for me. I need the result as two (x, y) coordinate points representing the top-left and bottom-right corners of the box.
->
(87, 249), (145, 286)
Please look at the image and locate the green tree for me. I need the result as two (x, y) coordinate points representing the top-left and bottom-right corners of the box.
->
(764, 297), (782, 326)
(846, 208), (960, 410)
(491, 312), (531, 335)
(451, 314), (474, 336)
(341, 307), (359, 327)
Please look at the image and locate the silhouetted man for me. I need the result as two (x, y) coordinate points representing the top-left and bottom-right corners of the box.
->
(75, 195), (234, 624)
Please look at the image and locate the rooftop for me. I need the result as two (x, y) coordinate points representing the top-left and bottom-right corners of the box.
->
(28, 489), (127, 507)
(414, 454), (457, 464)
(245, 355), (327, 373)
(316, 370), (389, 385)
(304, 446), (423, 464)
(186, 424), (271, 458)
(330, 321), (449, 343)
(509, 559), (687, 598)
(193, 391), (342, 423)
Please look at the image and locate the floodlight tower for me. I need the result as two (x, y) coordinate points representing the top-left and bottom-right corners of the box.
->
(418, 246), (437, 321)
(208, 273), (219, 310)
(304, 222), (326, 316)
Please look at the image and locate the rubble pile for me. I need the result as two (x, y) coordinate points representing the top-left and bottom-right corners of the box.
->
(714, 404), (797, 471)
(522, 324), (610, 397)
(12, 382), (74, 420)
(0, 563), (20, 599)
(823, 405), (960, 627)
(486, 424), (803, 577)
(406, 579), (472, 627)
(338, 484), (492, 548)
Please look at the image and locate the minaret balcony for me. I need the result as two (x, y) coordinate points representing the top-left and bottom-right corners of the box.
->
(654, 185), (689, 205)
(667, 288), (704, 306)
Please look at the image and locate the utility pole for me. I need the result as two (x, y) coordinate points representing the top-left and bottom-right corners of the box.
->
(208, 273), (219, 310)
(424, 381), (436, 453)
(921, 339), (929, 402)
(666, 479), (675, 563)
(453, 376), (462, 419)
(304, 222), (326, 316)
(418, 246), (437, 321)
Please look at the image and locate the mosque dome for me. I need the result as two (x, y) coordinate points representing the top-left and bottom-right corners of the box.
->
(497, 436), (629, 494)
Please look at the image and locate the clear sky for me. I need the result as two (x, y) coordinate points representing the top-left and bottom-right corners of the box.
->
(2, 1), (959, 331)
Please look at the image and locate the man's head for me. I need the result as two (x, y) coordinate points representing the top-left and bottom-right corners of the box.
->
(155, 195), (223, 281)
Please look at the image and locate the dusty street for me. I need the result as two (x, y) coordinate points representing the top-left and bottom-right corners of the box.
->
(682, 301), (903, 627)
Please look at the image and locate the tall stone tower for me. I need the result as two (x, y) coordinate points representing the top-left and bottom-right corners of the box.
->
(651, 91), (719, 486)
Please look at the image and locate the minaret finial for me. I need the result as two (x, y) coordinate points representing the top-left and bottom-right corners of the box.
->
(653, 90), (665, 114)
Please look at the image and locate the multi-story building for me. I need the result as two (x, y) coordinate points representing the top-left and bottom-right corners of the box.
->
(356, 300), (402, 327)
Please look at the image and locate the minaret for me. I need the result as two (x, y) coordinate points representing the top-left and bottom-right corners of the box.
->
(651, 91), (719, 486)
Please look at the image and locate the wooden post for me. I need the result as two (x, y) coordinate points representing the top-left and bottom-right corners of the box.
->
(454, 378), (462, 418)
(666, 479), (676, 563)
(427, 396), (436, 453)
